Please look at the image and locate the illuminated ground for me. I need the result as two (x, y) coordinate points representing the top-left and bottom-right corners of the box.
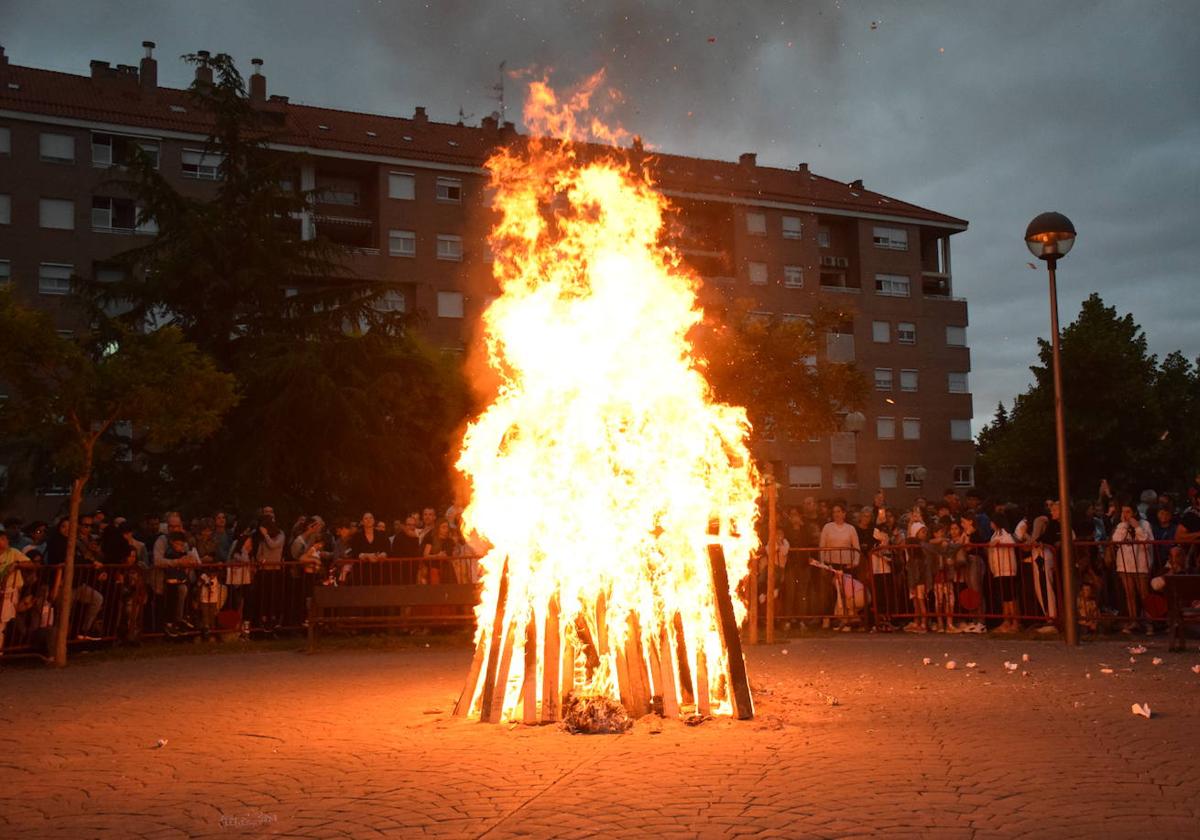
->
(2, 636), (1198, 838)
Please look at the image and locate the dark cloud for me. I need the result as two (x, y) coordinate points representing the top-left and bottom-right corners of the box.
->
(3, 0), (1197, 426)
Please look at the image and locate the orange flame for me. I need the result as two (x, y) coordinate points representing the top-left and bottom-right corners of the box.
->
(457, 73), (759, 721)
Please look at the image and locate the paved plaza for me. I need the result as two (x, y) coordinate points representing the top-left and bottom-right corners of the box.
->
(1, 635), (1198, 838)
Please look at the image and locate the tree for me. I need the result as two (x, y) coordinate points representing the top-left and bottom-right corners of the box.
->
(975, 293), (1200, 502)
(0, 290), (237, 666)
(79, 52), (469, 515)
(697, 298), (869, 446)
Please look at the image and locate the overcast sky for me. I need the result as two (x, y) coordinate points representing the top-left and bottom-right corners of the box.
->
(4, 0), (1197, 429)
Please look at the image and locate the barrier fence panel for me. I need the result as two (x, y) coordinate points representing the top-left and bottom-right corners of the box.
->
(756, 540), (1194, 636)
(0, 554), (484, 657)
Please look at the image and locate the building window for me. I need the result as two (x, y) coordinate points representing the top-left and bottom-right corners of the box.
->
(879, 465), (899, 489)
(874, 368), (893, 390)
(748, 261), (768, 285)
(388, 229), (416, 257)
(436, 176), (463, 203)
(902, 418), (921, 440)
(904, 465), (925, 487)
(948, 371), (970, 393)
(872, 320), (890, 343)
(783, 266), (804, 288)
(745, 211), (766, 235)
(832, 465), (858, 489)
(875, 274), (911, 297)
(92, 197), (155, 233)
(900, 369), (918, 392)
(315, 180), (360, 206)
(953, 465), (974, 487)
(91, 132), (159, 169)
(946, 325), (967, 346)
(0, 126), (10, 155)
(38, 262), (73, 295)
(788, 465), (821, 489)
(39, 132), (75, 163)
(950, 419), (973, 441)
(437, 291), (464, 318)
(781, 216), (803, 239)
(897, 322), (916, 344)
(181, 148), (224, 180)
(376, 289), (406, 313)
(877, 416), (895, 440)
(94, 264), (126, 284)
(0, 193), (9, 225)
(826, 331), (855, 363)
(436, 234), (463, 261)
(817, 227), (831, 248)
(388, 172), (416, 200)
(0, 260), (10, 285)
(872, 226), (909, 250)
(39, 198), (75, 230)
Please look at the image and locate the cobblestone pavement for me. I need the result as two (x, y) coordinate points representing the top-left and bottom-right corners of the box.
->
(1, 635), (1198, 838)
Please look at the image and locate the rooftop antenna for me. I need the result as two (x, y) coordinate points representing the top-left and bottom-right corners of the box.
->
(491, 60), (507, 124)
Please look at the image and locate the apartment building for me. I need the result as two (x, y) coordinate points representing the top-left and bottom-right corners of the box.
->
(0, 43), (973, 507)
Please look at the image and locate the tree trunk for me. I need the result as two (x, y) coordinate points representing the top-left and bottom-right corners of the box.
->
(52, 443), (93, 668)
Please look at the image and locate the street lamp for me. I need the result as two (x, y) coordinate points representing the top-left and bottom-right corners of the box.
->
(844, 411), (866, 497)
(1025, 211), (1079, 647)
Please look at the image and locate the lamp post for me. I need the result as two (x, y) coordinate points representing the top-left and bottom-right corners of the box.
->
(1025, 211), (1079, 647)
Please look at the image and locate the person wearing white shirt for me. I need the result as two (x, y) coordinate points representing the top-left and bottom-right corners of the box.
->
(819, 504), (861, 630)
(988, 511), (1020, 633)
(1111, 504), (1153, 634)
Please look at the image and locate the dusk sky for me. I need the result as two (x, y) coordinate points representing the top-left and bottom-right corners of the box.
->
(4, 0), (1197, 430)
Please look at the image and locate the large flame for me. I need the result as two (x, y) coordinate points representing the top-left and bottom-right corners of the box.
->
(457, 73), (760, 722)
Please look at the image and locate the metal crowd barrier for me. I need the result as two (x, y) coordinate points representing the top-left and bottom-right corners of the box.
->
(0, 554), (482, 657)
(757, 539), (1197, 635)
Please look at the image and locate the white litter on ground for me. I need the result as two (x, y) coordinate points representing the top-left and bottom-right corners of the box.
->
(1131, 703), (1152, 719)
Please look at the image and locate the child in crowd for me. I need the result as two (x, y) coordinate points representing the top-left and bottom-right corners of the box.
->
(1077, 582), (1100, 637)
(988, 512), (1020, 632)
(903, 523), (933, 633)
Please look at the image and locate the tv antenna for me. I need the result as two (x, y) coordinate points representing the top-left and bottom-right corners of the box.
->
(491, 60), (507, 123)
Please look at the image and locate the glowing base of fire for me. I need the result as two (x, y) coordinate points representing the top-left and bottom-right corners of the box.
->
(454, 545), (754, 726)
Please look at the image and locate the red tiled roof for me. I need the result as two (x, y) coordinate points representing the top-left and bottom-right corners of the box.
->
(0, 62), (967, 228)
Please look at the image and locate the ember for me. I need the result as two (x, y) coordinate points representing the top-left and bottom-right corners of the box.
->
(560, 692), (633, 735)
(453, 73), (759, 726)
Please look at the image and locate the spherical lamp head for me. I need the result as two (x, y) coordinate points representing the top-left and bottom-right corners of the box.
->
(1025, 211), (1076, 261)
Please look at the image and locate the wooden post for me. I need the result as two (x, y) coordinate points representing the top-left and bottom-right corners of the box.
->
(624, 613), (651, 717)
(453, 632), (488, 716)
(521, 615), (538, 725)
(595, 590), (608, 654)
(468, 557), (510, 720)
(658, 623), (680, 718)
(614, 643), (634, 712)
(695, 646), (711, 716)
(573, 614), (602, 678)
(561, 639), (576, 699)
(484, 619), (518, 724)
(766, 474), (778, 644)
(671, 612), (695, 706)
(748, 552), (759, 646)
(541, 594), (561, 723)
(707, 544), (754, 720)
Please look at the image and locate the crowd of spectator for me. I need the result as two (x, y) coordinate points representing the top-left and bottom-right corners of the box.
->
(2, 475), (1199, 657)
(768, 477), (1200, 637)
(0, 503), (476, 656)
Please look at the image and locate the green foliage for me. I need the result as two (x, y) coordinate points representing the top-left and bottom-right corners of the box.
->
(975, 293), (1200, 501)
(0, 289), (237, 475)
(72, 52), (470, 517)
(696, 298), (869, 442)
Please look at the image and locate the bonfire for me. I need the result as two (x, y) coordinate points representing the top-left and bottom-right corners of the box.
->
(453, 74), (760, 728)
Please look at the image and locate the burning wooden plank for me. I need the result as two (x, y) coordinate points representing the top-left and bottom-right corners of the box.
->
(456, 557), (509, 718)
(541, 594), (562, 723)
(707, 544), (754, 720)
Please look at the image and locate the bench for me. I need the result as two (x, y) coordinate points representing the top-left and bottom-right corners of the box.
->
(307, 583), (481, 652)
(1165, 574), (1200, 652)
